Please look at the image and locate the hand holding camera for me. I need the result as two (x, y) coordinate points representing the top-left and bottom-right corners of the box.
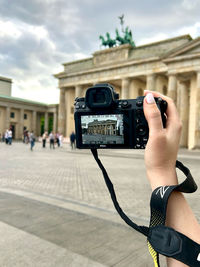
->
(143, 90), (182, 189)
(74, 83), (167, 149)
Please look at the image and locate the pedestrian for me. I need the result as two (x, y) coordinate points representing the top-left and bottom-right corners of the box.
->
(29, 131), (35, 151)
(42, 131), (48, 148)
(70, 131), (76, 149)
(59, 134), (63, 147)
(8, 128), (12, 145)
(56, 133), (60, 147)
(49, 132), (55, 149)
(4, 129), (9, 144)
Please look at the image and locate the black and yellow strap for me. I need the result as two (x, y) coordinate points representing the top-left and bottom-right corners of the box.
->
(148, 161), (199, 266)
(91, 149), (200, 267)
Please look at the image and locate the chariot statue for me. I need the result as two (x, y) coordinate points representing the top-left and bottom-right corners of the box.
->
(99, 15), (135, 48)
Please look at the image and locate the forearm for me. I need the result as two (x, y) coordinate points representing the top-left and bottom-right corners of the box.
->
(148, 171), (200, 267)
(166, 190), (200, 266)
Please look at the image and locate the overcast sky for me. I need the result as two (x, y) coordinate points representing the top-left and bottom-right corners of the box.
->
(0, 0), (200, 104)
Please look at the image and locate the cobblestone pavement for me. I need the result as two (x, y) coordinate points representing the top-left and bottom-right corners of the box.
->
(1, 142), (200, 221)
(0, 142), (200, 266)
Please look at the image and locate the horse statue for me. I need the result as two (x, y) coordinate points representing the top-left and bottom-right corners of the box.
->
(115, 29), (126, 45)
(99, 32), (116, 48)
(124, 26), (136, 47)
(99, 35), (107, 47)
(115, 27), (135, 47)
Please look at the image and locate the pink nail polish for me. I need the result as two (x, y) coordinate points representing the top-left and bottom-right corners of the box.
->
(146, 93), (155, 104)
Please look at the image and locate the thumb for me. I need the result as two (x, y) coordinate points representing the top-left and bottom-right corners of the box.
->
(143, 93), (163, 134)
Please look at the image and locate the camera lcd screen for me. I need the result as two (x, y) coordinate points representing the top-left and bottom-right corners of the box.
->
(81, 114), (124, 145)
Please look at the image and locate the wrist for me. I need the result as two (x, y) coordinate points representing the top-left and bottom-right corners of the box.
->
(146, 168), (178, 191)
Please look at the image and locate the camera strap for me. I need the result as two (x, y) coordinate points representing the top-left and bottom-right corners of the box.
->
(91, 148), (200, 267)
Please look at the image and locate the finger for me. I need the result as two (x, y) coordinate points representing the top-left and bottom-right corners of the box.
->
(144, 90), (181, 132)
(143, 92), (163, 135)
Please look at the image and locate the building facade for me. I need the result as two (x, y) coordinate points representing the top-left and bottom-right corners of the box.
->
(87, 119), (117, 135)
(55, 34), (200, 149)
(0, 76), (58, 139)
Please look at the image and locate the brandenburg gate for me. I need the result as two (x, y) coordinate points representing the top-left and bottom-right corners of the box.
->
(55, 34), (200, 149)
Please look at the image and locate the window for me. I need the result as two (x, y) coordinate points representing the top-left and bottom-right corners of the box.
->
(10, 112), (15, 118)
(24, 113), (27, 120)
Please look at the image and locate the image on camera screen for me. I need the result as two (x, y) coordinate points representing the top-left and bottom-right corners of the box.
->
(81, 114), (124, 145)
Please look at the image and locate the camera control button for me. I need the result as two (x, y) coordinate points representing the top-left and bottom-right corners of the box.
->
(136, 124), (146, 136)
(81, 104), (86, 109)
(143, 137), (148, 143)
(121, 100), (129, 108)
(136, 109), (143, 115)
(75, 104), (80, 109)
(136, 100), (143, 107)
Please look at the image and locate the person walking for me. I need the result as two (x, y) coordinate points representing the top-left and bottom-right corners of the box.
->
(4, 129), (9, 144)
(29, 131), (35, 151)
(8, 129), (12, 145)
(49, 132), (55, 149)
(70, 131), (76, 149)
(56, 133), (60, 147)
(42, 131), (48, 148)
(59, 134), (63, 147)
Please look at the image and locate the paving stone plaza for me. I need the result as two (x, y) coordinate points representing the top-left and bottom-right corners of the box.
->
(0, 142), (200, 266)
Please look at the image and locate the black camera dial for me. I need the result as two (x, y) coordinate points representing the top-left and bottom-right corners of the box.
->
(121, 100), (129, 108)
(136, 124), (147, 136)
(136, 99), (143, 107)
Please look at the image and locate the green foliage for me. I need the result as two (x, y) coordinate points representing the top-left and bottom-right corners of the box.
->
(48, 117), (53, 133)
(40, 116), (53, 135)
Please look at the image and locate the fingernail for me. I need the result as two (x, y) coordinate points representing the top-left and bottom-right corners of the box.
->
(146, 93), (155, 104)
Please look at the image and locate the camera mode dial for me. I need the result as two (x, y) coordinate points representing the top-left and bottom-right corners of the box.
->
(121, 100), (129, 108)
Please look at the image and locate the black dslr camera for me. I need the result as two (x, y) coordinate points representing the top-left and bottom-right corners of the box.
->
(74, 83), (167, 149)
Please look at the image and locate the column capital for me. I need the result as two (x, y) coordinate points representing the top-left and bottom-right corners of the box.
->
(122, 77), (131, 82)
(167, 73), (177, 78)
(167, 70), (177, 76)
(146, 73), (156, 77)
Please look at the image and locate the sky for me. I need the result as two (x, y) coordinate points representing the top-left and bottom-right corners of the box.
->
(0, 0), (200, 104)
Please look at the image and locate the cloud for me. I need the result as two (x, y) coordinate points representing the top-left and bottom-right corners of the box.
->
(0, 0), (200, 103)
(177, 22), (200, 38)
(0, 20), (22, 39)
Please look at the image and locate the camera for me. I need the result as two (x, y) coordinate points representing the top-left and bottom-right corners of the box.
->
(74, 83), (167, 149)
